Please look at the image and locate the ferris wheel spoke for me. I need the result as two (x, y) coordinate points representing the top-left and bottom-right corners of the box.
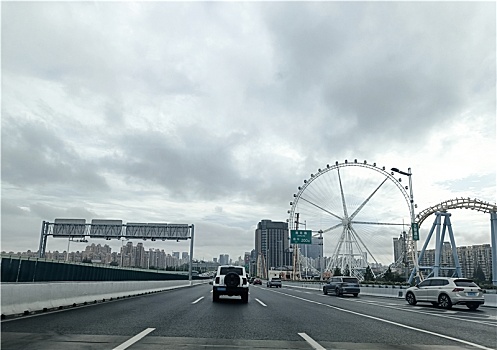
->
(349, 177), (388, 220)
(349, 225), (379, 266)
(298, 196), (342, 221)
(328, 227), (346, 269)
(321, 222), (343, 233)
(351, 221), (405, 226)
(337, 167), (349, 218)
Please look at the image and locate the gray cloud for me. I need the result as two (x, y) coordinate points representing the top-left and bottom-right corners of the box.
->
(1, 2), (494, 262)
(2, 118), (109, 192)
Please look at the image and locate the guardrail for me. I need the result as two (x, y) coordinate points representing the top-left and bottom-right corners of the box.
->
(1, 280), (207, 318)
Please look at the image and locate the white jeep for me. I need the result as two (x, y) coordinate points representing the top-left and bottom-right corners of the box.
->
(212, 265), (249, 303)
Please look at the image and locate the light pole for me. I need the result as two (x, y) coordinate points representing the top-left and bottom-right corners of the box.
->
(318, 230), (323, 280)
(294, 219), (307, 279)
(391, 167), (420, 283)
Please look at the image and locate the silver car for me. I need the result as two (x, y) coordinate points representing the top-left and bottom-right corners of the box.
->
(405, 277), (484, 310)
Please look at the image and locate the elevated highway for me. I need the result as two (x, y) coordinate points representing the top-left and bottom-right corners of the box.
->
(2, 282), (496, 350)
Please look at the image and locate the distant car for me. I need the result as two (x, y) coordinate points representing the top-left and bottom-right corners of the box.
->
(405, 277), (484, 310)
(249, 277), (255, 284)
(253, 278), (262, 285)
(323, 276), (360, 297)
(267, 278), (282, 288)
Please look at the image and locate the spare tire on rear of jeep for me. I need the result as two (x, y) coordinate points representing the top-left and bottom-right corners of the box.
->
(224, 272), (240, 287)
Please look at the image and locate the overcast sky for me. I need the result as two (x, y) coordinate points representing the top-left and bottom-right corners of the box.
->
(1, 2), (495, 264)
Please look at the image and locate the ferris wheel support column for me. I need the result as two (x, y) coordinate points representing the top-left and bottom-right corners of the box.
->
(491, 211), (497, 286)
(392, 167), (420, 283)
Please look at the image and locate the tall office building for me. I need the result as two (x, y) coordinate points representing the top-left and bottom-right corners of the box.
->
(302, 236), (322, 260)
(393, 233), (407, 264)
(255, 220), (291, 269)
(219, 254), (229, 265)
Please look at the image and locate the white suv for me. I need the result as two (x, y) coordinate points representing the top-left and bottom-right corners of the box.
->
(405, 277), (484, 310)
(212, 265), (249, 303)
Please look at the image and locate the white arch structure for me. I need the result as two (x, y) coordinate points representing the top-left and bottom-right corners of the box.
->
(414, 198), (497, 285)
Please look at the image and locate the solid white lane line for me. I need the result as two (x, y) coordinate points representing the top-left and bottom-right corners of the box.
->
(255, 298), (267, 307)
(276, 291), (494, 350)
(113, 328), (155, 350)
(192, 296), (204, 304)
(298, 332), (326, 350)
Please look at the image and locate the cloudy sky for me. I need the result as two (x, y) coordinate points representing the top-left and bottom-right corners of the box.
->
(1, 1), (495, 264)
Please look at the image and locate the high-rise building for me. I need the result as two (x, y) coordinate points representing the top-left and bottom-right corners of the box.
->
(393, 233), (407, 264)
(302, 236), (322, 260)
(255, 220), (291, 270)
(418, 243), (492, 280)
(219, 254), (229, 265)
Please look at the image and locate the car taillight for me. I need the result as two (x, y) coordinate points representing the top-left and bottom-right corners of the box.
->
(215, 277), (220, 284)
(243, 278), (247, 285)
(452, 288), (464, 292)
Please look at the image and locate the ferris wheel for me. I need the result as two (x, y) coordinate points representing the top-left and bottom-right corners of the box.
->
(287, 159), (412, 278)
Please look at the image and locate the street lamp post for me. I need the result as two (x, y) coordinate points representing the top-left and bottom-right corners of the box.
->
(294, 219), (307, 279)
(391, 167), (420, 283)
(318, 230), (323, 280)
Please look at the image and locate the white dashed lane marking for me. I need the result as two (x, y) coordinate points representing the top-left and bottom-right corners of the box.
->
(192, 297), (204, 304)
(113, 328), (156, 350)
(255, 298), (267, 307)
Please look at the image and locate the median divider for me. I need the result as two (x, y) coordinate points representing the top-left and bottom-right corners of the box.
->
(1, 280), (206, 317)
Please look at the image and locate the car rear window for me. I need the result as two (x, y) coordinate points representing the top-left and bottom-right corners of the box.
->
(342, 278), (359, 283)
(271, 278), (281, 281)
(220, 267), (243, 275)
(454, 279), (479, 287)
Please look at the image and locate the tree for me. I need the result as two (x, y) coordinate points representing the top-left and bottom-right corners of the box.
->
(343, 264), (350, 276)
(472, 265), (486, 284)
(333, 267), (342, 276)
(383, 267), (394, 282)
(364, 266), (375, 281)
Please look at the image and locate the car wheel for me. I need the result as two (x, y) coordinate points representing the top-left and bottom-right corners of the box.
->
(335, 287), (342, 297)
(213, 291), (219, 302)
(406, 292), (417, 305)
(323, 287), (328, 295)
(467, 303), (479, 311)
(438, 294), (452, 309)
(353, 293), (358, 297)
(241, 291), (249, 303)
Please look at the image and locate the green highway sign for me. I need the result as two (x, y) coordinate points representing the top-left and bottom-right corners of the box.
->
(290, 230), (312, 244)
(411, 223), (419, 241)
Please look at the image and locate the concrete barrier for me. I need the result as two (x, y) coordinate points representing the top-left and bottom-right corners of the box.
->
(1, 280), (206, 317)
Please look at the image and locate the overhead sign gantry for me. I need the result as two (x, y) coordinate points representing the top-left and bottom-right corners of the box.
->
(38, 219), (195, 280)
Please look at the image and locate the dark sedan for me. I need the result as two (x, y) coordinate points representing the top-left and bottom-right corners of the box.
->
(323, 276), (360, 297)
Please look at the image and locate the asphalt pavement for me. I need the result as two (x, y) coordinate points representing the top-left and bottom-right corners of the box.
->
(2, 283), (496, 349)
